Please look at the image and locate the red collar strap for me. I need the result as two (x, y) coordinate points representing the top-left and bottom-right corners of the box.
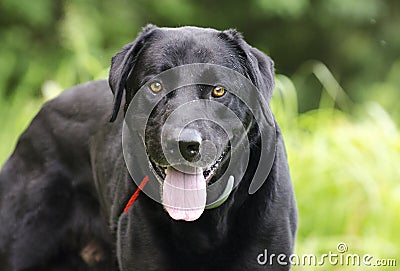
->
(123, 176), (149, 213)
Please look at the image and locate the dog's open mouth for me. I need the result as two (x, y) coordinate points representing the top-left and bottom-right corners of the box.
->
(150, 149), (228, 185)
(148, 148), (230, 221)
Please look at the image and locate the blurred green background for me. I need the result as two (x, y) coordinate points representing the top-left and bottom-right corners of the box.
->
(0, 0), (399, 269)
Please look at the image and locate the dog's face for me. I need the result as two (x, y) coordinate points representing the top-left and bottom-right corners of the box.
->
(109, 25), (275, 221)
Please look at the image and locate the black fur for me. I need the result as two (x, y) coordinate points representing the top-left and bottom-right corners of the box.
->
(0, 25), (297, 270)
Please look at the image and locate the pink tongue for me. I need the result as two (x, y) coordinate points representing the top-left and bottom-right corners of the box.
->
(162, 167), (206, 221)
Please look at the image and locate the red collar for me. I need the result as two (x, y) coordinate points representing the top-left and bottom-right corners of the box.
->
(123, 176), (149, 213)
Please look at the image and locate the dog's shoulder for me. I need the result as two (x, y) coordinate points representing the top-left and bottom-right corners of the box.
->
(0, 80), (116, 184)
(43, 79), (113, 123)
(21, 79), (113, 148)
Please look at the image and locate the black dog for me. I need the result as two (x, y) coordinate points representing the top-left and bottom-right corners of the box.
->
(0, 25), (297, 270)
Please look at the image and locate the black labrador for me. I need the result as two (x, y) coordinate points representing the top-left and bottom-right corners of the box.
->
(0, 25), (297, 271)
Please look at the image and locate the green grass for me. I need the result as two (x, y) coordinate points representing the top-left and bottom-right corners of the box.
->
(273, 71), (400, 270)
(1, 67), (399, 270)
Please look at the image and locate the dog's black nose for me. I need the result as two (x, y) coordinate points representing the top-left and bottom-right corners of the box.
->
(179, 140), (200, 162)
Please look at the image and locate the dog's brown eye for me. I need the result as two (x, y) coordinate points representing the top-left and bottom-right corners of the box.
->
(149, 81), (163, 93)
(212, 86), (226, 98)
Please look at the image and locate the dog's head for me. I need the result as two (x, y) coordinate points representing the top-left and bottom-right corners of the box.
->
(109, 25), (275, 221)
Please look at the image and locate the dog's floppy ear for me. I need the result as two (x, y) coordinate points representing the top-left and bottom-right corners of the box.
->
(109, 24), (156, 122)
(221, 29), (275, 102)
(246, 46), (275, 102)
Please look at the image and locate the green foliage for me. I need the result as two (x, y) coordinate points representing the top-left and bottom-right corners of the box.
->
(255, 0), (309, 18)
(273, 74), (400, 270)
